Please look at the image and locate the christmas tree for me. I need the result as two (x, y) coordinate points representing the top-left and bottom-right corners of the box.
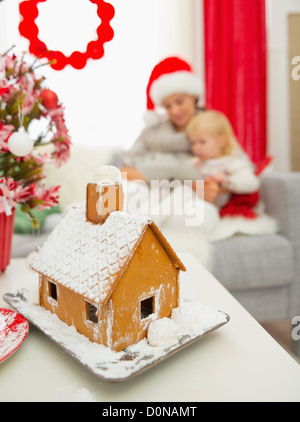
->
(0, 47), (71, 227)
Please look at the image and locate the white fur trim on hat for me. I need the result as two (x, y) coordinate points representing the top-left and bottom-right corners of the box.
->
(150, 71), (203, 106)
(143, 110), (162, 127)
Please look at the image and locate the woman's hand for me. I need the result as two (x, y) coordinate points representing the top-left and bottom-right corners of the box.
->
(120, 166), (147, 182)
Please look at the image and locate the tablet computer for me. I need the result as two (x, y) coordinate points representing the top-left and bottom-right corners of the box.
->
(136, 161), (202, 182)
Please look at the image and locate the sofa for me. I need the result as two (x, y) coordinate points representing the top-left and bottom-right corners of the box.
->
(211, 173), (300, 327)
(11, 145), (300, 355)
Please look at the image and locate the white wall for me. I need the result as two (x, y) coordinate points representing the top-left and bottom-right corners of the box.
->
(266, 0), (300, 171)
(9, 0), (296, 171)
(158, 0), (205, 105)
(165, 0), (300, 172)
(0, 0), (203, 150)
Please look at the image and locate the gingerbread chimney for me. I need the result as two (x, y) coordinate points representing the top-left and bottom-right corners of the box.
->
(86, 166), (124, 224)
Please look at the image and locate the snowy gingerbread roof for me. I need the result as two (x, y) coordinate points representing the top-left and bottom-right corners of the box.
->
(30, 203), (185, 305)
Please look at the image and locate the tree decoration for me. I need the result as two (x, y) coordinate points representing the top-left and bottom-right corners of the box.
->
(8, 128), (34, 157)
(0, 47), (71, 227)
(40, 89), (58, 109)
(7, 103), (34, 157)
(18, 0), (115, 70)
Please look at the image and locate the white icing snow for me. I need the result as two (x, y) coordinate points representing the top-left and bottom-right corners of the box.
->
(147, 302), (224, 347)
(147, 317), (180, 347)
(171, 302), (221, 335)
(92, 165), (121, 184)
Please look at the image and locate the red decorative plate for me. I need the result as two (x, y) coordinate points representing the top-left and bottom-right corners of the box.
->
(0, 308), (29, 363)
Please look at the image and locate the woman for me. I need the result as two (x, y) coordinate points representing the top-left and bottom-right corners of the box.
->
(119, 56), (222, 232)
(121, 56), (206, 181)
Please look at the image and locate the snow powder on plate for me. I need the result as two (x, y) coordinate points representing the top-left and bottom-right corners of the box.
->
(171, 302), (220, 335)
(147, 317), (180, 347)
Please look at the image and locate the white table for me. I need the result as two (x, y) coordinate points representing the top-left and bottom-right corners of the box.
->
(1, 254), (300, 402)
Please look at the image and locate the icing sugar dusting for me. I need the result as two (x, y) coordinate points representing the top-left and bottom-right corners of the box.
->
(147, 317), (180, 347)
(171, 302), (221, 335)
(92, 165), (121, 184)
(147, 302), (226, 347)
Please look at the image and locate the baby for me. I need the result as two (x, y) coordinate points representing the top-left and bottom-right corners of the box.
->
(186, 110), (259, 206)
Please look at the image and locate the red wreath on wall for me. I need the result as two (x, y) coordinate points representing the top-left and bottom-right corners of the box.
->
(19, 0), (115, 70)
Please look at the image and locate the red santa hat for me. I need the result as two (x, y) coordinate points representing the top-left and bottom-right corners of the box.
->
(144, 56), (204, 126)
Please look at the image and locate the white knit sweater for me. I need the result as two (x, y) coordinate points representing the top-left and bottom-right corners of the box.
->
(123, 120), (192, 167)
(198, 155), (259, 194)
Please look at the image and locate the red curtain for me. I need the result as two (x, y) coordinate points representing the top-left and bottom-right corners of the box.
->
(203, 0), (267, 164)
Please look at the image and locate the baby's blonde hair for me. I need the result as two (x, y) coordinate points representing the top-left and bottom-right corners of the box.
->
(187, 110), (238, 156)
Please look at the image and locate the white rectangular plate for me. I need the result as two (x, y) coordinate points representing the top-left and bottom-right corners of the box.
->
(4, 286), (229, 382)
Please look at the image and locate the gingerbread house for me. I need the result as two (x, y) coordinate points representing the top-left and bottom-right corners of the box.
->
(30, 167), (186, 352)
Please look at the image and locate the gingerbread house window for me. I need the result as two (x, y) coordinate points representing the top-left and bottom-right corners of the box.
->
(86, 302), (98, 324)
(48, 280), (57, 301)
(141, 296), (154, 319)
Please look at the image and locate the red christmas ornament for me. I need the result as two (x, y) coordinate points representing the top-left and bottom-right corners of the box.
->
(0, 87), (9, 95)
(18, 0), (115, 71)
(40, 89), (59, 109)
